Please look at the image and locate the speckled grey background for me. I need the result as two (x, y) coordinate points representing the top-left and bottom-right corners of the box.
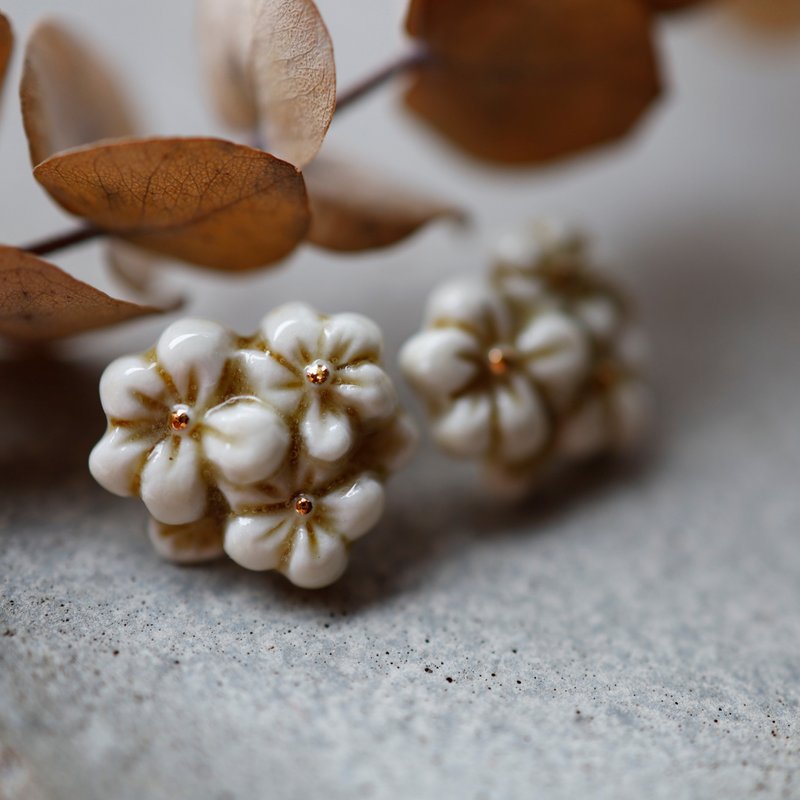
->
(1, 2), (799, 799)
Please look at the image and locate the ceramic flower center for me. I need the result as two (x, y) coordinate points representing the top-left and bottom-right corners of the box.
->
(169, 405), (192, 432)
(304, 360), (332, 386)
(293, 494), (315, 516)
(487, 346), (516, 376)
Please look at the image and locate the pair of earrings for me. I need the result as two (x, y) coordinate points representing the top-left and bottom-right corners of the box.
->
(90, 221), (650, 588)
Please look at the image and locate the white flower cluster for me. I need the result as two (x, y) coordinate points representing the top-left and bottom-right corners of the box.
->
(89, 303), (416, 588)
(400, 220), (651, 495)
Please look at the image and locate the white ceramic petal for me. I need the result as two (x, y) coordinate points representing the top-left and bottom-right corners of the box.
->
(399, 327), (480, 400)
(322, 312), (383, 364)
(260, 302), (322, 368)
(140, 436), (207, 525)
(424, 278), (512, 344)
(494, 374), (550, 462)
(99, 355), (167, 422)
(432, 393), (492, 457)
(283, 524), (348, 589)
(492, 229), (547, 270)
(148, 516), (225, 564)
(517, 310), (590, 408)
(574, 296), (620, 343)
(492, 219), (585, 271)
(493, 272), (550, 307)
(558, 397), (608, 461)
(322, 474), (385, 542)
(155, 318), (233, 409)
(203, 399), (291, 486)
(218, 476), (293, 515)
(301, 395), (354, 463)
(334, 363), (397, 421)
(234, 349), (302, 416)
(224, 511), (294, 571)
(89, 427), (156, 497)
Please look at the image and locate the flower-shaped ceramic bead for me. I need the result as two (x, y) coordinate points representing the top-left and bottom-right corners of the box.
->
(401, 220), (651, 495)
(237, 302), (397, 463)
(492, 220), (628, 348)
(223, 470), (386, 589)
(557, 323), (652, 461)
(400, 278), (590, 463)
(90, 318), (291, 525)
(89, 308), (415, 588)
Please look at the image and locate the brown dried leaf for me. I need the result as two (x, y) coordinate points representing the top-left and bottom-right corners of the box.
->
(0, 245), (158, 343)
(0, 12), (12, 100)
(648, 0), (706, 9)
(404, 0), (661, 165)
(20, 20), (137, 167)
(197, 0), (336, 168)
(34, 137), (310, 271)
(305, 158), (464, 252)
(728, 0), (800, 32)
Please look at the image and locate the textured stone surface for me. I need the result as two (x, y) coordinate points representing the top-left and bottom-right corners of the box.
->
(1, 2), (800, 799)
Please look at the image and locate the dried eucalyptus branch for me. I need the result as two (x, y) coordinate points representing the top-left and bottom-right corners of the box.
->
(16, 50), (431, 261)
(20, 225), (103, 257)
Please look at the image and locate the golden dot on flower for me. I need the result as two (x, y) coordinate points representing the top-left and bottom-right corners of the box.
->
(294, 495), (314, 516)
(305, 360), (331, 385)
(487, 347), (513, 376)
(170, 409), (191, 431)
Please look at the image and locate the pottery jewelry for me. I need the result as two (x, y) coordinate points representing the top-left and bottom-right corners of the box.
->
(89, 304), (416, 588)
(400, 220), (651, 496)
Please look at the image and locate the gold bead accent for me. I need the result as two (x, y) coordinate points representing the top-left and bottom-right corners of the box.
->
(305, 361), (331, 385)
(294, 495), (314, 516)
(170, 409), (191, 431)
(487, 347), (513, 376)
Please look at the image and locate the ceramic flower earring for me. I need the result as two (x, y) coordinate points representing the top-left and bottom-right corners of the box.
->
(89, 220), (649, 586)
(400, 220), (651, 495)
(90, 305), (416, 588)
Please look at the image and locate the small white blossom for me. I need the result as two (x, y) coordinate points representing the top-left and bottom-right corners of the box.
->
(492, 220), (629, 346)
(237, 302), (397, 463)
(223, 471), (385, 589)
(401, 221), (651, 495)
(400, 278), (590, 463)
(89, 318), (291, 525)
(557, 324), (652, 461)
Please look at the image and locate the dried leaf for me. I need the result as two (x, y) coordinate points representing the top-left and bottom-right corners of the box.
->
(20, 19), (137, 167)
(0, 245), (158, 343)
(0, 12), (12, 100)
(404, 0), (661, 165)
(728, 0), (800, 32)
(106, 241), (184, 311)
(34, 137), (310, 271)
(197, 0), (336, 168)
(196, 0), (257, 130)
(648, 0), (706, 9)
(305, 158), (464, 252)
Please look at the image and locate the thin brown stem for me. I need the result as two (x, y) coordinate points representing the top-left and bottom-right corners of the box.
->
(20, 225), (105, 258)
(335, 49), (428, 115)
